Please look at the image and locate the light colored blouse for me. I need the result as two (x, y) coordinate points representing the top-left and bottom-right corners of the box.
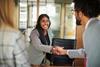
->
(0, 29), (30, 67)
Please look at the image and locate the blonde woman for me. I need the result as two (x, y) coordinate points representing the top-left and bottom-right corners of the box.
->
(0, 0), (30, 67)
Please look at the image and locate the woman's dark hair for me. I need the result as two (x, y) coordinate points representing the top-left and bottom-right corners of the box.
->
(73, 0), (100, 18)
(35, 14), (51, 30)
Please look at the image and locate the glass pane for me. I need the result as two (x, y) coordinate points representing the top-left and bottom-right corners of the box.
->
(19, 1), (28, 29)
(65, 3), (76, 39)
(38, 3), (61, 38)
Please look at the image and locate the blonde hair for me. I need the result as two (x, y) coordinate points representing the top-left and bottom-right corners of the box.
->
(0, 0), (17, 29)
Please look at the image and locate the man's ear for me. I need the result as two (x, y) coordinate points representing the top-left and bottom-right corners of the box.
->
(78, 11), (83, 18)
(14, 0), (19, 6)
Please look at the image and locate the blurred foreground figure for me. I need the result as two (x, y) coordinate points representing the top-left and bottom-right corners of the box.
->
(0, 0), (30, 67)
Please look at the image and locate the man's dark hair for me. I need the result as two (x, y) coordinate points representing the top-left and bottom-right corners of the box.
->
(73, 0), (100, 18)
(35, 14), (51, 30)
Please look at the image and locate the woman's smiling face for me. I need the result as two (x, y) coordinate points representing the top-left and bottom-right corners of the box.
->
(40, 16), (49, 31)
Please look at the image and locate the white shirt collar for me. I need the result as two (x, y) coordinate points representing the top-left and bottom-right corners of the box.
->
(85, 18), (96, 30)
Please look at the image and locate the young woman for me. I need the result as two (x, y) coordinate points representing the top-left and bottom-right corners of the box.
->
(28, 14), (60, 65)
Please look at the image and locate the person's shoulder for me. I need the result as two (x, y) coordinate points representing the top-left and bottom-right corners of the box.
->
(0, 27), (20, 34)
(89, 18), (100, 26)
(30, 29), (39, 37)
(5, 26), (24, 38)
(31, 29), (37, 32)
(94, 18), (100, 26)
(0, 27), (23, 41)
(7, 28), (21, 35)
(31, 29), (39, 34)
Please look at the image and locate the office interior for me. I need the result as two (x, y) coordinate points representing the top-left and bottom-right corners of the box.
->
(12, 0), (100, 67)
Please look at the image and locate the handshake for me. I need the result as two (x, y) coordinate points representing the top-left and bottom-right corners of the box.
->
(51, 46), (67, 55)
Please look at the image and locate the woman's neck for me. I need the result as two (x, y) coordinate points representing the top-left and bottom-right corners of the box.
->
(43, 30), (47, 36)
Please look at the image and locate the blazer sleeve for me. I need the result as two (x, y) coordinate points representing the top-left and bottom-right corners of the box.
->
(30, 30), (52, 53)
(67, 48), (85, 58)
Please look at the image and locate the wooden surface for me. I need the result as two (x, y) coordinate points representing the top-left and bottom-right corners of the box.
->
(31, 64), (83, 67)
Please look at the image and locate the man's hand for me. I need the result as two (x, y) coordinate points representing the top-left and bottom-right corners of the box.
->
(51, 46), (67, 55)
